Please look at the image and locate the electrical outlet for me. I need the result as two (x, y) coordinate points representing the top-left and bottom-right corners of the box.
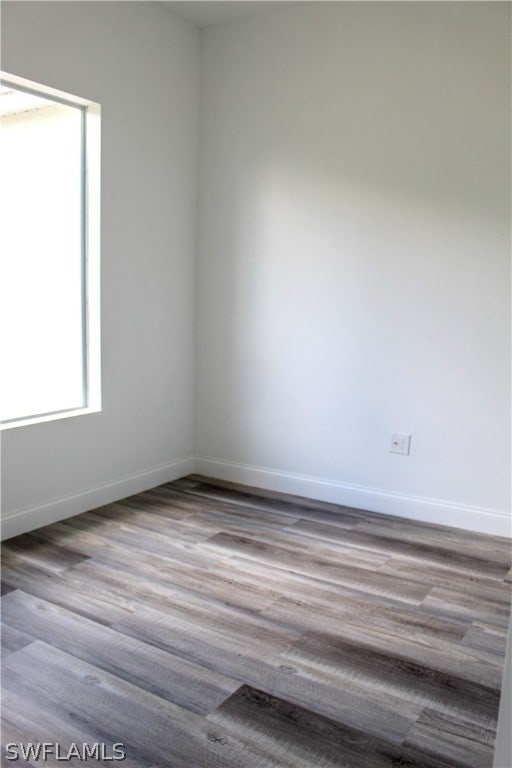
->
(390, 433), (411, 455)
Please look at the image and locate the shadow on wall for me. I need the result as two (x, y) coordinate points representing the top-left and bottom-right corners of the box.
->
(197, 1), (510, 509)
(218, 161), (508, 487)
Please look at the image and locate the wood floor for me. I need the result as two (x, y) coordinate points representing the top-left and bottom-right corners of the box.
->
(1, 475), (510, 768)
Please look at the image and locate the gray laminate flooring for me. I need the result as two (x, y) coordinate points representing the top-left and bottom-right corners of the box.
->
(1, 475), (510, 768)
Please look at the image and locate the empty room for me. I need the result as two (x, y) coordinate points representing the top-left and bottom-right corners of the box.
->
(1, 1), (510, 766)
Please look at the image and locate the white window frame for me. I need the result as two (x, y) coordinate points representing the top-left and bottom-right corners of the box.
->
(0, 72), (101, 430)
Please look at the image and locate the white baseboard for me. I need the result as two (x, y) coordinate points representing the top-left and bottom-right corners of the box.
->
(195, 456), (511, 538)
(0, 456), (195, 541)
(3, 453), (509, 540)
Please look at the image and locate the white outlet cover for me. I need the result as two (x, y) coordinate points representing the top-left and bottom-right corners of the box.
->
(390, 433), (411, 455)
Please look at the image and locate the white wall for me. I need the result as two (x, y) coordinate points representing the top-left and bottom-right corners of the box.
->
(1, 1), (199, 538)
(196, 2), (511, 535)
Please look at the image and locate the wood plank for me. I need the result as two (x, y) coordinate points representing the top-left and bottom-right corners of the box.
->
(222, 524), (389, 569)
(355, 517), (511, 562)
(70, 559), (299, 645)
(2, 534), (89, 575)
(117, 487), (202, 520)
(61, 511), (212, 568)
(180, 476), (392, 523)
(148, 484), (302, 528)
(202, 532), (430, 604)
(171, 476), (202, 490)
(282, 632), (501, 727)
(65, 511), (191, 558)
(462, 622), (508, 657)
(1, 623), (35, 657)
(175, 481), (366, 529)
(403, 708), (496, 768)
(2, 590), (239, 715)
(27, 499), (210, 546)
(281, 622), (503, 691)
(212, 554), (432, 615)
(1, 557), (138, 627)
(65, 543), (281, 613)
(2, 642), (270, 768)
(421, 585), (511, 629)
(380, 558), (511, 602)
(208, 685), (446, 768)
(2, 684), (154, 768)
(260, 583), (469, 645)
(291, 519), (511, 579)
(110, 599), (421, 744)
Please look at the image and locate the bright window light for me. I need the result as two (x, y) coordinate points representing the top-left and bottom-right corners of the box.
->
(0, 74), (101, 428)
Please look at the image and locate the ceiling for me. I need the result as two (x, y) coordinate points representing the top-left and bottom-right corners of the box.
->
(161, 1), (299, 28)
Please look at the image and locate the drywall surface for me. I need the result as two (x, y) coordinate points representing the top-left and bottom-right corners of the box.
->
(1, 2), (198, 536)
(196, 2), (511, 533)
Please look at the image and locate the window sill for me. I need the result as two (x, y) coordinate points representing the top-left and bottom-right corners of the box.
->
(0, 405), (101, 431)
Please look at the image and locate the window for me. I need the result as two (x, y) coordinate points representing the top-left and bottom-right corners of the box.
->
(0, 73), (100, 429)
